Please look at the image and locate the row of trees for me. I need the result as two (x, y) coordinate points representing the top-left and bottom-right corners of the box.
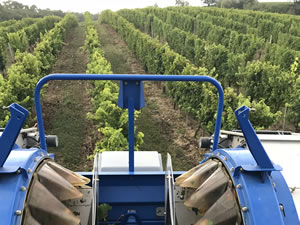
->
(100, 10), (284, 133)
(0, 0), (65, 21)
(7, 16), (60, 52)
(0, 17), (38, 71)
(141, 7), (300, 72)
(0, 14), (78, 127)
(84, 12), (143, 153)
(0, 16), (60, 72)
(167, 7), (300, 48)
(118, 8), (300, 130)
(127, 8), (300, 130)
(248, 2), (300, 15)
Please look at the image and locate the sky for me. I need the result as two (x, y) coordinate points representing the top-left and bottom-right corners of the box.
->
(0, 0), (293, 14)
(0, 0), (205, 13)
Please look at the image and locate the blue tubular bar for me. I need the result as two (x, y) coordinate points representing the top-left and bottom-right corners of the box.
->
(128, 97), (135, 173)
(34, 74), (224, 152)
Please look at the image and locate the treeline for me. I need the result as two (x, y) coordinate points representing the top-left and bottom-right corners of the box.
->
(0, 0), (65, 21)
(248, 2), (299, 15)
(84, 12), (143, 153)
(0, 14), (78, 126)
(0, 16), (60, 72)
(99, 10), (285, 134)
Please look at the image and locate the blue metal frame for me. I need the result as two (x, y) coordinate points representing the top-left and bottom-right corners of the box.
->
(34, 74), (224, 172)
(0, 103), (28, 167)
(202, 149), (299, 225)
(198, 105), (300, 225)
(118, 80), (145, 172)
(1, 73), (298, 225)
(235, 106), (275, 170)
(0, 148), (49, 225)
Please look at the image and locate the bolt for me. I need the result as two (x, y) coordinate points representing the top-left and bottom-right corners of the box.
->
(223, 157), (227, 161)
(236, 184), (242, 189)
(47, 153), (50, 156)
(217, 152), (220, 156)
(16, 210), (22, 215)
(17, 169), (21, 174)
(40, 153), (44, 157)
(20, 186), (26, 191)
(230, 167), (234, 172)
(241, 207), (248, 212)
(280, 205), (284, 211)
(27, 168), (32, 173)
(273, 182), (276, 188)
(34, 157), (38, 162)
(240, 168), (243, 172)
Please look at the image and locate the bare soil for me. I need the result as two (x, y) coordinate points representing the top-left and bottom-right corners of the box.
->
(42, 24), (95, 171)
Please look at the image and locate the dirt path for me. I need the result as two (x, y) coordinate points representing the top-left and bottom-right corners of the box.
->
(42, 24), (94, 171)
(97, 24), (203, 170)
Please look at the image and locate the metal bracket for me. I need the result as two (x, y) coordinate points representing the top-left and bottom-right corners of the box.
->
(233, 165), (282, 177)
(235, 106), (275, 171)
(34, 74), (224, 167)
(118, 80), (145, 110)
(117, 80), (145, 173)
(0, 103), (28, 167)
(0, 166), (20, 174)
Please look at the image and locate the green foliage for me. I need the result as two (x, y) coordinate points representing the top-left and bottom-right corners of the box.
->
(96, 127), (128, 152)
(0, 37), (5, 71)
(0, 14), (78, 125)
(121, 7), (299, 130)
(100, 8), (296, 132)
(217, 0), (257, 9)
(250, 99), (281, 130)
(287, 57), (300, 129)
(175, 0), (190, 6)
(84, 12), (144, 153)
(7, 30), (28, 52)
(0, 0), (65, 21)
(238, 61), (297, 112)
(23, 16), (60, 46)
(0, 16), (60, 71)
(98, 203), (112, 222)
(6, 51), (41, 110)
(247, 2), (297, 15)
(0, 74), (10, 126)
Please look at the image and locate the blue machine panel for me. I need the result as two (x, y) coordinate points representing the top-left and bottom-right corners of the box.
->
(0, 74), (299, 225)
(0, 148), (49, 225)
(98, 173), (165, 225)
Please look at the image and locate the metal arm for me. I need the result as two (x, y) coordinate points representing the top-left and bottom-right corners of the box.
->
(235, 106), (274, 170)
(34, 74), (224, 172)
(0, 103), (28, 167)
